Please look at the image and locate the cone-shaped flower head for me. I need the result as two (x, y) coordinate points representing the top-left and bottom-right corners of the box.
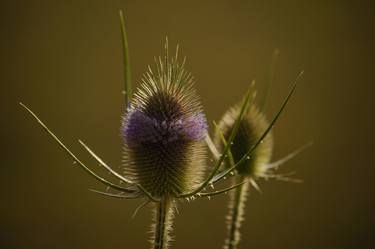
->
(215, 104), (273, 177)
(121, 47), (207, 198)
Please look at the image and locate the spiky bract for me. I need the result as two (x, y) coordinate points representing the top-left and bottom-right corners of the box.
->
(122, 51), (207, 198)
(215, 104), (273, 177)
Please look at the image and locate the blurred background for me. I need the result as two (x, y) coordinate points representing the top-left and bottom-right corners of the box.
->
(1, 0), (374, 248)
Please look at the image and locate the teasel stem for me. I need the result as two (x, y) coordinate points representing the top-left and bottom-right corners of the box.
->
(153, 198), (174, 249)
(214, 121), (249, 249)
(224, 176), (249, 249)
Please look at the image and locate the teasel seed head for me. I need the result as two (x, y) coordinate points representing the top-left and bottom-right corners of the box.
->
(121, 45), (207, 198)
(215, 104), (273, 177)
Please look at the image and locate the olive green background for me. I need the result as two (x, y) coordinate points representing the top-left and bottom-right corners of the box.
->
(1, 0), (374, 248)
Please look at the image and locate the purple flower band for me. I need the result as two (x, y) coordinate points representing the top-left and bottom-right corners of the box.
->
(123, 109), (207, 146)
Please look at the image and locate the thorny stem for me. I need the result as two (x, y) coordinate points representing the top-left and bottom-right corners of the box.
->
(224, 176), (249, 249)
(153, 198), (173, 249)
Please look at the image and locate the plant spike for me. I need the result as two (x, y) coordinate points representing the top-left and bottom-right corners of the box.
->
(199, 181), (246, 197)
(249, 178), (262, 193)
(89, 189), (141, 199)
(264, 141), (313, 170)
(260, 171), (303, 183)
(137, 184), (160, 202)
(178, 82), (255, 198)
(210, 71), (304, 184)
(78, 140), (159, 201)
(119, 9), (132, 105)
(78, 139), (133, 184)
(19, 102), (135, 193)
(132, 200), (151, 219)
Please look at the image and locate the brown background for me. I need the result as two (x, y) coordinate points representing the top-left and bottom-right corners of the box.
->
(1, 0), (374, 248)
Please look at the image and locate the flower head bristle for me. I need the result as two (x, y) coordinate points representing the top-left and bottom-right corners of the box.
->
(121, 42), (207, 198)
(215, 103), (273, 177)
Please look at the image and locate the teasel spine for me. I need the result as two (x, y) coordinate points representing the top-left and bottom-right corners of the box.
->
(224, 176), (249, 249)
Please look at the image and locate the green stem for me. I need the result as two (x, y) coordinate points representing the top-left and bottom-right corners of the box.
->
(224, 176), (249, 249)
(153, 198), (173, 249)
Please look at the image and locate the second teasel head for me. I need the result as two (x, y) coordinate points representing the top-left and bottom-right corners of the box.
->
(121, 45), (207, 198)
(215, 103), (273, 177)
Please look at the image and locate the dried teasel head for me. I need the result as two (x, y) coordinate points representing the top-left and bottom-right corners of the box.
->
(121, 45), (207, 198)
(215, 104), (273, 177)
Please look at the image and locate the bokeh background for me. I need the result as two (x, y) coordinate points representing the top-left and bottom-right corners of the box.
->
(1, 0), (374, 248)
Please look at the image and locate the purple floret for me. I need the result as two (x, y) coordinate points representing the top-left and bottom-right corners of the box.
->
(181, 113), (207, 140)
(123, 109), (207, 146)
